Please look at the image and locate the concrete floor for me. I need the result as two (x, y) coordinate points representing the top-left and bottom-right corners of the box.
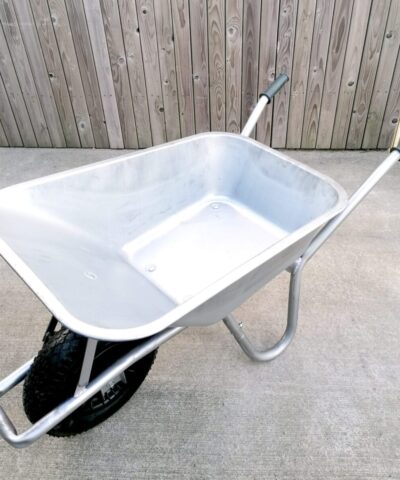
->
(0, 148), (399, 479)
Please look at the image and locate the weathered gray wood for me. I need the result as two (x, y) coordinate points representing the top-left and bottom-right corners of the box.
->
(118, 0), (151, 148)
(272, 0), (298, 148)
(83, 0), (123, 148)
(256, 0), (279, 145)
(301, 0), (334, 148)
(0, 72), (22, 146)
(286, 0), (315, 148)
(189, 0), (210, 133)
(100, 0), (138, 148)
(48, 0), (94, 148)
(241, 0), (261, 138)
(363, 0), (400, 149)
(379, 48), (400, 149)
(208, 0), (225, 131)
(13, 0), (65, 147)
(154, 0), (180, 140)
(347, 0), (391, 149)
(65, 0), (108, 148)
(0, 0), (50, 146)
(316, 0), (353, 148)
(136, 0), (165, 145)
(0, 18), (37, 146)
(171, 0), (195, 137)
(30, 0), (81, 147)
(331, 0), (372, 149)
(0, 119), (8, 146)
(226, 0), (243, 134)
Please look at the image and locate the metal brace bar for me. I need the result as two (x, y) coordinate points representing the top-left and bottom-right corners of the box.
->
(75, 338), (98, 396)
(223, 259), (302, 362)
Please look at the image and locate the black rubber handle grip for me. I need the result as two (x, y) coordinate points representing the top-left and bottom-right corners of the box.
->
(260, 74), (289, 101)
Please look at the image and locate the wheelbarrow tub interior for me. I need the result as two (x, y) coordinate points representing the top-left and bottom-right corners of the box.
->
(0, 133), (347, 340)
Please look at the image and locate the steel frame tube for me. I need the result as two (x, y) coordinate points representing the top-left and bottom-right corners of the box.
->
(0, 326), (185, 448)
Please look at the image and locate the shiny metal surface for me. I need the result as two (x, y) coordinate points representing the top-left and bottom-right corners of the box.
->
(0, 326), (184, 448)
(0, 133), (347, 340)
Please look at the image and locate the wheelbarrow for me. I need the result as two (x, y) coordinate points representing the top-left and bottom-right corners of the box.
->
(0, 74), (398, 448)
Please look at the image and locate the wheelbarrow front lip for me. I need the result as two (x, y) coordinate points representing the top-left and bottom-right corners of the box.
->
(0, 133), (348, 341)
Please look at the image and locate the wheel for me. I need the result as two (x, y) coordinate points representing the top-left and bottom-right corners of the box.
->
(23, 325), (157, 437)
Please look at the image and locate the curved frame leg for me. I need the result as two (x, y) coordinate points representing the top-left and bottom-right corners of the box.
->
(223, 259), (303, 362)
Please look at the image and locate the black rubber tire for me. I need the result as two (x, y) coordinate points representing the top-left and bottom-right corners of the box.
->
(23, 327), (157, 437)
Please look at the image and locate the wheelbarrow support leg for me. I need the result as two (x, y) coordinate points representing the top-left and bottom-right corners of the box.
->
(223, 259), (303, 362)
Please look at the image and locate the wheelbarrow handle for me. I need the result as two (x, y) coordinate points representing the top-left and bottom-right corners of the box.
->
(390, 117), (400, 152)
(241, 73), (289, 137)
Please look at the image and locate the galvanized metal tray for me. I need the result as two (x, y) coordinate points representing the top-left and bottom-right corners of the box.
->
(0, 133), (346, 340)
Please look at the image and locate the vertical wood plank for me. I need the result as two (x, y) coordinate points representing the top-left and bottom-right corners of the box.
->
(171, 0), (195, 137)
(0, 120), (8, 146)
(0, 72), (22, 146)
(12, 0), (65, 147)
(241, 0), (261, 138)
(100, 0), (138, 148)
(208, 0), (225, 131)
(30, 0), (81, 147)
(272, 0), (298, 148)
(83, 0), (123, 148)
(136, 0), (166, 145)
(378, 49), (400, 148)
(65, 0), (109, 148)
(226, 0), (243, 134)
(346, 0), (391, 149)
(48, 0), (94, 147)
(0, 22), (37, 146)
(256, 0), (279, 145)
(286, 0), (315, 148)
(0, 0), (51, 146)
(331, 0), (371, 149)
(189, 0), (209, 133)
(316, 0), (353, 148)
(363, 0), (400, 149)
(118, 0), (151, 147)
(301, 0), (335, 148)
(154, 0), (180, 140)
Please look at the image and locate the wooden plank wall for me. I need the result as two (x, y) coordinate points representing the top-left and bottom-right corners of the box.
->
(0, 0), (398, 149)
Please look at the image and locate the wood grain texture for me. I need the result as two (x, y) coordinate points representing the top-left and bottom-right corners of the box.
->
(256, 0), (279, 145)
(379, 48), (400, 149)
(316, 0), (353, 148)
(363, 0), (400, 149)
(135, 0), (165, 145)
(0, 119), (8, 146)
(301, 0), (335, 148)
(30, 0), (80, 147)
(118, 0), (151, 148)
(189, 0), (210, 133)
(272, 0), (298, 148)
(12, 0), (65, 147)
(0, 71), (22, 146)
(48, 0), (94, 147)
(0, 0), (50, 146)
(331, 0), (372, 149)
(171, 0), (195, 137)
(0, 19), (37, 146)
(83, 0), (123, 148)
(241, 0), (261, 138)
(286, 0), (315, 148)
(100, 0), (138, 148)
(65, 0), (108, 148)
(154, 0), (180, 140)
(226, 0), (243, 134)
(208, 0), (225, 131)
(0, 0), (397, 149)
(347, 0), (391, 149)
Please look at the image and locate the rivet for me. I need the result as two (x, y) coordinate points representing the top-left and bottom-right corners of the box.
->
(84, 271), (97, 280)
(211, 202), (220, 209)
(145, 264), (157, 272)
